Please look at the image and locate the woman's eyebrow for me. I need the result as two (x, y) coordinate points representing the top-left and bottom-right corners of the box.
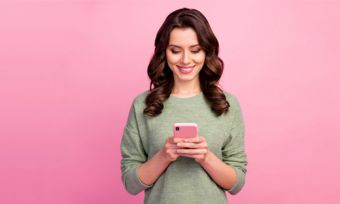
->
(168, 44), (200, 48)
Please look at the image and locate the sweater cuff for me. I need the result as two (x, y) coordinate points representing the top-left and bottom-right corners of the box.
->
(227, 166), (245, 195)
(134, 166), (153, 188)
(125, 165), (153, 195)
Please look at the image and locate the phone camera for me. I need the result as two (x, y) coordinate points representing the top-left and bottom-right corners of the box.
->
(176, 127), (180, 131)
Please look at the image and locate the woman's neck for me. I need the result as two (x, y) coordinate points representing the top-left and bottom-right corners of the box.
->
(171, 80), (201, 97)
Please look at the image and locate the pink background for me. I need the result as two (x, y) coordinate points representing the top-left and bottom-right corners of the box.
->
(0, 0), (339, 203)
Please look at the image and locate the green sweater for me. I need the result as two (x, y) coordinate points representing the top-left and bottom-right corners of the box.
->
(121, 91), (247, 204)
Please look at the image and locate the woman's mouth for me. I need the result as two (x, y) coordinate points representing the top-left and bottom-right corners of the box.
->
(177, 65), (195, 74)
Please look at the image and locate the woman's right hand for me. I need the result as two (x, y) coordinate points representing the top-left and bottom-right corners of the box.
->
(161, 137), (183, 162)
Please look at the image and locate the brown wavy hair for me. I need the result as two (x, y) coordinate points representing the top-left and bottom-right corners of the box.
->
(144, 8), (230, 117)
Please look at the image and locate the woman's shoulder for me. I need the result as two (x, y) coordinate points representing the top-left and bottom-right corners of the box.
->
(222, 90), (242, 110)
(223, 90), (238, 102)
(131, 90), (150, 106)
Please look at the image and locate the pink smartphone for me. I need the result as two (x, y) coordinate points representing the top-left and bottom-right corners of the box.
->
(173, 123), (198, 138)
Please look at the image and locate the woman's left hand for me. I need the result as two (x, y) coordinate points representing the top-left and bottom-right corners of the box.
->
(175, 136), (210, 164)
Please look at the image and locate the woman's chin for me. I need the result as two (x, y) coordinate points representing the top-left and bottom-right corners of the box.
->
(175, 75), (196, 82)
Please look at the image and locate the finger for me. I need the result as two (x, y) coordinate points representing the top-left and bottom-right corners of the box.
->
(177, 142), (208, 149)
(165, 143), (178, 149)
(166, 137), (174, 143)
(167, 137), (182, 144)
(176, 149), (208, 154)
(183, 136), (205, 143)
(165, 148), (179, 155)
(172, 137), (186, 144)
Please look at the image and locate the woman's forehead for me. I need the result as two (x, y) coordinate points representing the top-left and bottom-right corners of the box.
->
(168, 27), (199, 47)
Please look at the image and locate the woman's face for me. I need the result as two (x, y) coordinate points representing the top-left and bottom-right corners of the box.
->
(166, 27), (206, 83)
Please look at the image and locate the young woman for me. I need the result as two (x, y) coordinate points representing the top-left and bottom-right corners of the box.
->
(121, 8), (247, 204)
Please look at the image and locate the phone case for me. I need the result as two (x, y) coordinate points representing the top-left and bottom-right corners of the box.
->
(173, 123), (198, 138)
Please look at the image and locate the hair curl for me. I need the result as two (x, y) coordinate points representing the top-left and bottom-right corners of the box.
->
(144, 8), (229, 117)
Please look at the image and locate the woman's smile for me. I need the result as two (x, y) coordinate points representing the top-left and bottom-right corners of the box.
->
(177, 65), (195, 74)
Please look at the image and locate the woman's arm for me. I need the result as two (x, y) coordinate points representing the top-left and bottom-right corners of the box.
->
(176, 137), (237, 190)
(137, 137), (182, 186)
(199, 151), (237, 190)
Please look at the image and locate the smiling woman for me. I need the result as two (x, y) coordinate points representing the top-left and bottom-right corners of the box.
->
(144, 8), (227, 117)
(120, 8), (247, 204)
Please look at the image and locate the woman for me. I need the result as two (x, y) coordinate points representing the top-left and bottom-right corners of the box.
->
(121, 8), (247, 204)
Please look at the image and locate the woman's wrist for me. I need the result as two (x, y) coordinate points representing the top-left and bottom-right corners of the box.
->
(159, 148), (174, 164)
(197, 150), (214, 166)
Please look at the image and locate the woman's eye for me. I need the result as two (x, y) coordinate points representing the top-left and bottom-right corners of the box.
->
(171, 50), (180, 54)
(191, 49), (201, 54)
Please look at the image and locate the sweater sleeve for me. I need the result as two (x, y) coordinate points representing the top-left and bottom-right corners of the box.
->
(221, 95), (248, 195)
(120, 99), (152, 195)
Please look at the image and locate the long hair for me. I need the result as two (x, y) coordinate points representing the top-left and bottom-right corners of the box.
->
(144, 8), (229, 117)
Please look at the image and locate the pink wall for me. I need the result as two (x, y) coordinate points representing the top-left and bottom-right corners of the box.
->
(0, 0), (339, 203)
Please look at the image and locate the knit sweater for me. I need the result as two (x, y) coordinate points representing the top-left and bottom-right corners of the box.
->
(120, 91), (247, 204)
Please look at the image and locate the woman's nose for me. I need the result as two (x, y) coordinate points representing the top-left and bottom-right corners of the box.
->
(181, 51), (190, 64)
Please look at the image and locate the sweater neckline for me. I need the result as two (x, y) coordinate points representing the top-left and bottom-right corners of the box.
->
(168, 91), (203, 102)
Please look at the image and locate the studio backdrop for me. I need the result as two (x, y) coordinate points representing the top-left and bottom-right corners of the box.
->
(0, 0), (339, 203)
